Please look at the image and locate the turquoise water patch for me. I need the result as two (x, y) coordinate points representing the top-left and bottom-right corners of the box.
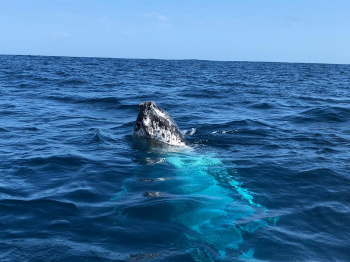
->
(110, 152), (278, 260)
(166, 153), (276, 259)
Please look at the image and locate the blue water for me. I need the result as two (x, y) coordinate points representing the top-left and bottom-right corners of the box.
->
(0, 55), (349, 261)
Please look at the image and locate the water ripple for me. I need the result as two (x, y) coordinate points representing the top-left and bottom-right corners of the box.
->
(0, 55), (349, 261)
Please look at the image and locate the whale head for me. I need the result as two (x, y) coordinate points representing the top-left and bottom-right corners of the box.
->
(134, 101), (185, 146)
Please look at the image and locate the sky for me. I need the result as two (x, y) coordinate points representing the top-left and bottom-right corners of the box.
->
(0, 0), (349, 64)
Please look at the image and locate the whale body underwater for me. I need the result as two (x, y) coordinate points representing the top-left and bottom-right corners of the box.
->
(114, 101), (278, 260)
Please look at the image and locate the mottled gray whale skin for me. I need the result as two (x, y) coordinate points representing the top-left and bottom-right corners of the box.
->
(134, 101), (185, 146)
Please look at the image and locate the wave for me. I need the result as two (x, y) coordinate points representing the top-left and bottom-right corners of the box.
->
(199, 119), (273, 129)
(293, 106), (350, 123)
(89, 128), (117, 144)
(0, 198), (78, 211)
(1, 55), (349, 261)
(59, 78), (87, 85)
(249, 102), (275, 109)
(13, 154), (90, 169)
(46, 95), (122, 106)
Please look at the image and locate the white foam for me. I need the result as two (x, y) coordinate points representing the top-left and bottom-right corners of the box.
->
(182, 127), (197, 136)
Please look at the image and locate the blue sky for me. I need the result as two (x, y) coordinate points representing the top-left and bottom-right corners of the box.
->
(0, 0), (349, 64)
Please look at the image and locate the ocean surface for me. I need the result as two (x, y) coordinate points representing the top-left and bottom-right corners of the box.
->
(0, 55), (349, 261)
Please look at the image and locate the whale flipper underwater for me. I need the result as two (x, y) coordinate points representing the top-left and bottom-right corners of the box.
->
(114, 101), (278, 261)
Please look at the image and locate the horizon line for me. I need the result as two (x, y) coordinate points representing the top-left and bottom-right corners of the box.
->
(1, 53), (349, 66)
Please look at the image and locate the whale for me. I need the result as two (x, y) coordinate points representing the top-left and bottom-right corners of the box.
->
(134, 101), (186, 146)
(112, 101), (278, 261)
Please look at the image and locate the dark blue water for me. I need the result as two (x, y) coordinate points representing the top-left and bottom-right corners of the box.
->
(0, 55), (349, 261)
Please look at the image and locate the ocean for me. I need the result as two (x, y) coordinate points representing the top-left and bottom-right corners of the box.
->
(0, 55), (349, 261)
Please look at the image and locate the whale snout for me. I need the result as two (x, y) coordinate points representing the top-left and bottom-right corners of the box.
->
(138, 101), (156, 115)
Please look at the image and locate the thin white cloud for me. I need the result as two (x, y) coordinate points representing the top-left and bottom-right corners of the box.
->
(53, 12), (76, 20)
(141, 12), (166, 21)
(285, 16), (307, 27)
(99, 17), (109, 23)
(49, 32), (71, 39)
